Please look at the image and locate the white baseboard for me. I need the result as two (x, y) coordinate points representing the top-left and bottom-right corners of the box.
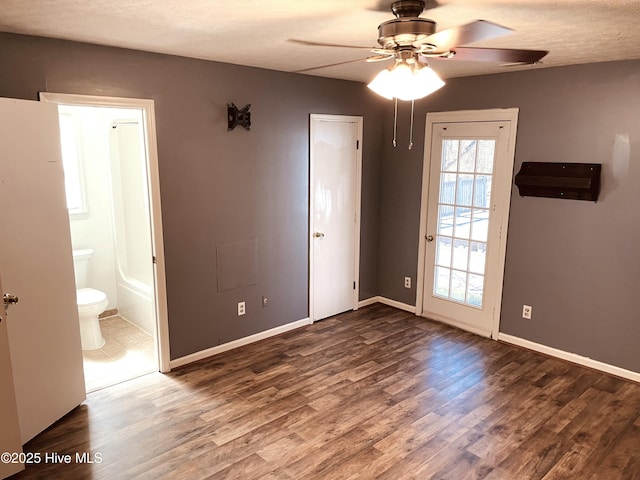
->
(498, 333), (640, 384)
(357, 296), (379, 308)
(169, 317), (311, 370)
(358, 296), (416, 314)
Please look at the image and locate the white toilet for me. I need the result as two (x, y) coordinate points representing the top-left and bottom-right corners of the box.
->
(73, 249), (109, 350)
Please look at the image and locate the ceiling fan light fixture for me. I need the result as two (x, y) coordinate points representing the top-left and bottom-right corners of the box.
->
(367, 68), (395, 100)
(367, 57), (444, 101)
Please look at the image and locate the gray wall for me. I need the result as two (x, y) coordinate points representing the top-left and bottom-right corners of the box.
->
(3, 30), (639, 374)
(376, 60), (640, 372)
(0, 33), (385, 359)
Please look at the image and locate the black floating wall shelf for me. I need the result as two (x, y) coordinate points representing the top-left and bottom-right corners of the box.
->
(514, 162), (601, 202)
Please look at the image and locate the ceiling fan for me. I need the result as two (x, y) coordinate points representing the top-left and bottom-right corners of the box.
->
(290, 0), (548, 149)
(290, 0), (548, 76)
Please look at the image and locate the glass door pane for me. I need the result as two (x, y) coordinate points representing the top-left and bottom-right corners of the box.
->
(433, 138), (495, 308)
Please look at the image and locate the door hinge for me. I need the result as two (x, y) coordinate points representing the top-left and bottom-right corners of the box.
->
(353, 281), (356, 290)
(356, 140), (360, 150)
(152, 256), (157, 264)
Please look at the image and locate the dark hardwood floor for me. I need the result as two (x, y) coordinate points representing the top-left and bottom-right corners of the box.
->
(12, 304), (640, 479)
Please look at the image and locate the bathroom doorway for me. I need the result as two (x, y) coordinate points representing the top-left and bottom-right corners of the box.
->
(40, 93), (170, 392)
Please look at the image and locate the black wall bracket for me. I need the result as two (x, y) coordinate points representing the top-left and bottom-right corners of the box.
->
(514, 162), (601, 202)
(227, 103), (251, 131)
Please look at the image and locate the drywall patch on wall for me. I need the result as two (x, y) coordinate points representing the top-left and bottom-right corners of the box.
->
(216, 238), (258, 292)
(605, 132), (633, 207)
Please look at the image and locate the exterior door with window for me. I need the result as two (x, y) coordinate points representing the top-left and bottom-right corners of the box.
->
(419, 111), (517, 337)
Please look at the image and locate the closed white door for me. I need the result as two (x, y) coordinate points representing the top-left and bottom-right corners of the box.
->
(0, 97), (86, 443)
(0, 275), (23, 478)
(310, 115), (362, 321)
(419, 113), (517, 337)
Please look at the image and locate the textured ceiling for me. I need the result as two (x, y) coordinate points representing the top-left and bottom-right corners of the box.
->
(0, 0), (639, 83)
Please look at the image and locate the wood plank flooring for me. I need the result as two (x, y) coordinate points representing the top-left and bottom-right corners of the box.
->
(11, 304), (640, 479)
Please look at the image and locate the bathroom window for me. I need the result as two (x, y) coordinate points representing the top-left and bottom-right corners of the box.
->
(58, 112), (88, 216)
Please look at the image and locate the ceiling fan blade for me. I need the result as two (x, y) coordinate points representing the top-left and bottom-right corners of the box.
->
(371, 48), (396, 56)
(288, 39), (374, 50)
(292, 57), (368, 74)
(448, 47), (549, 64)
(366, 54), (395, 63)
(421, 20), (512, 51)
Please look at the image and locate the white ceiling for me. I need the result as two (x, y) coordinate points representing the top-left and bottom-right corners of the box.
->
(1, 0), (639, 83)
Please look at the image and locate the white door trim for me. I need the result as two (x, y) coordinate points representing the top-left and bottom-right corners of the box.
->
(39, 92), (171, 372)
(416, 108), (518, 339)
(309, 114), (363, 323)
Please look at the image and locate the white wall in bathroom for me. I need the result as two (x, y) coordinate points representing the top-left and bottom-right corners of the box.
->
(66, 106), (143, 312)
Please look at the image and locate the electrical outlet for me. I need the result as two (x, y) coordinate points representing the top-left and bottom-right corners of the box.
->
(522, 304), (532, 320)
(262, 296), (270, 307)
(404, 276), (411, 289)
(238, 301), (246, 316)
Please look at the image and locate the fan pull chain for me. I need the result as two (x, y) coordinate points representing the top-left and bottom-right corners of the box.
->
(408, 99), (415, 150)
(392, 97), (398, 148)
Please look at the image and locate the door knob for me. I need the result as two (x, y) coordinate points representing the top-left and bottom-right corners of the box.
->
(426, 235), (434, 242)
(314, 232), (325, 238)
(3, 293), (19, 307)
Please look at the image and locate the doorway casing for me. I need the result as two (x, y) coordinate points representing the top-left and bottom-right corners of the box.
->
(40, 92), (170, 372)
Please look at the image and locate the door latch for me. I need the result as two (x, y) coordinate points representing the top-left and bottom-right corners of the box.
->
(1, 293), (18, 323)
(3, 293), (19, 307)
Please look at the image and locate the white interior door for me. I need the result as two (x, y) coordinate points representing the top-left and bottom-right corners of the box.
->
(310, 114), (362, 321)
(418, 111), (517, 337)
(0, 97), (86, 443)
(0, 275), (24, 478)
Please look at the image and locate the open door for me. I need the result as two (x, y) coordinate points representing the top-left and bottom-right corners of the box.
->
(0, 275), (23, 479)
(0, 97), (86, 443)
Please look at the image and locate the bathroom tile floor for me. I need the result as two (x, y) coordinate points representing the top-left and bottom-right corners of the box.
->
(82, 315), (156, 392)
